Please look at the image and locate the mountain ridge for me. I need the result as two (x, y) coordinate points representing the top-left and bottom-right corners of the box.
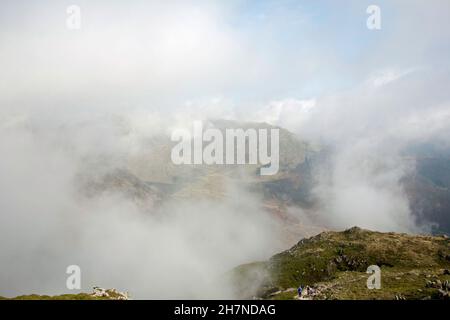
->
(229, 227), (450, 300)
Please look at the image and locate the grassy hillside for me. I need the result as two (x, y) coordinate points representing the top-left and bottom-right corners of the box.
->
(0, 294), (106, 300)
(230, 227), (450, 300)
(0, 288), (129, 300)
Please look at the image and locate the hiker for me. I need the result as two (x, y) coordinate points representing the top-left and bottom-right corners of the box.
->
(297, 286), (303, 297)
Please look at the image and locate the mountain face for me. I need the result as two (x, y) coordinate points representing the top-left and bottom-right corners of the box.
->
(124, 119), (312, 185)
(229, 227), (450, 300)
(403, 156), (450, 234)
(76, 120), (326, 246)
(75, 119), (450, 238)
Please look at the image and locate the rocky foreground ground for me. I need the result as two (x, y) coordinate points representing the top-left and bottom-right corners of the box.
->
(0, 287), (129, 300)
(229, 227), (450, 300)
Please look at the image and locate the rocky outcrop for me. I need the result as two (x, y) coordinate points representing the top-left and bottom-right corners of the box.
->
(91, 287), (130, 300)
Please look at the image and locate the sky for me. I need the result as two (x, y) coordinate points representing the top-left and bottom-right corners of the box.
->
(1, 0), (448, 114)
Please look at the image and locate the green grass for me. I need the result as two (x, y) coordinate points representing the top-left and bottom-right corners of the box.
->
(0, 293), (109, 300)
(0, 289), (129, 300)
(231, 227), (450, 300)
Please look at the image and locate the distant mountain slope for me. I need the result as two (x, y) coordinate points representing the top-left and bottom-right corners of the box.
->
(126, 119), (312, 185)
(403, 156), (450, 234)
(229, 227), (450, 300)
(77, 119), (319, 211)
(74, 119), (450, 236)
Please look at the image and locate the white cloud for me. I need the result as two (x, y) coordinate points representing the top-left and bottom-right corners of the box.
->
(255, 98), (316, 133)
(367, 68), (418, 88)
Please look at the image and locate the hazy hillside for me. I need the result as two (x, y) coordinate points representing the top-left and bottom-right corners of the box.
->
(77, 120), (450, 237)
(404, 156), (450, 234)
(76, 119), (325, 246)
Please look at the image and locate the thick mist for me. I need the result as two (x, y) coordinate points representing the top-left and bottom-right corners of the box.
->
(256, 69), (450, 233)
(0, 117), (284, 298)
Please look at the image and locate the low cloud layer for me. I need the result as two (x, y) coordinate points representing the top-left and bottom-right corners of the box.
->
(0, 119), (286, 298)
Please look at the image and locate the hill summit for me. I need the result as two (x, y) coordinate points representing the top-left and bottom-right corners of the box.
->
(230, 227), (450, 300)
